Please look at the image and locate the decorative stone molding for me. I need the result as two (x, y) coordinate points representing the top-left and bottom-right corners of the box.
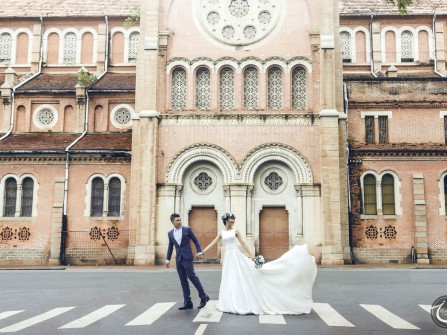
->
(110, 104), (134, 129)
(240, 143), (313, 184)
(32, 104), (58, 130)
(295, 184), (321, 197)
(166, 144), (238, 184)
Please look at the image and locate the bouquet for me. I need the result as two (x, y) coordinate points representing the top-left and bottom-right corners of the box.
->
(254, 255), (265, 269)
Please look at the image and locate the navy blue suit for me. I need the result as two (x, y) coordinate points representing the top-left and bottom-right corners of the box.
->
(167, 226), (207, 304)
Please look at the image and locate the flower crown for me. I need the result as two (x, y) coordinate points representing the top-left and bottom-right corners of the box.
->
(221, 212), (236, 222)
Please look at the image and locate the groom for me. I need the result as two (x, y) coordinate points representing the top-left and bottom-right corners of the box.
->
(166, 213), (210, 310)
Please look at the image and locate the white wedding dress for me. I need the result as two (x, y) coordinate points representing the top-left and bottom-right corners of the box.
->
(216, 229), (317, 315)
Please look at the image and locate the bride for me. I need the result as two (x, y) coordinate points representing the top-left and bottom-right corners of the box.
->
(200, 213), (317, 315)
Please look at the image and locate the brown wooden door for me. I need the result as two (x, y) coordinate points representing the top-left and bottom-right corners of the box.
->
(188, 207), (218, 260)
(259, 207), (289, 260)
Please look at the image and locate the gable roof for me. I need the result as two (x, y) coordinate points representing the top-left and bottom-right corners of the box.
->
(0, 0), (141, 17)
(340, 0), (447, 16)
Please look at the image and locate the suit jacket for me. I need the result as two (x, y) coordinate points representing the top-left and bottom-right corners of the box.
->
(167, 226), (202, 263)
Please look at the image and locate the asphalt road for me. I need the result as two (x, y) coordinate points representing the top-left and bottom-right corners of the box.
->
(0, 267), (445, 335)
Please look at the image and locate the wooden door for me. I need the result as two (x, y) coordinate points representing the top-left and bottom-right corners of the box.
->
(259, 207), (289, 260)
(188, 207), (218, 260)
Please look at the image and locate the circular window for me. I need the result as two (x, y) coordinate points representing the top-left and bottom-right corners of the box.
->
(195, 0), (285, 48)
(260, 167), (288, 195)
(190, 168), (217, 195)
(33, 104), (58, 129)
(110, 104), (134, 129)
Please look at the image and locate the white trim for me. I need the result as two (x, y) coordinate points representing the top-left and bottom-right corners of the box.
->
(264, 59), (287, 72)
(191, 60), (215, 72)
(110, 104), (134, 129)
(166, 60), (191, 74)
(0, 174), (38, 218)
(360, 170), (402, 217)
(438, 171), (447, 216)
(240, 59), (263, 72)
(287, 59), (313, 73)
(84, 173), (126, 218)
(439, 111), (447, 118)
(32, 104), (59, 130)
(360, 111), (393, 119)
(215, 60), (239, 73)
(79, 28), (98, 64)
(0, 29), (14, 65)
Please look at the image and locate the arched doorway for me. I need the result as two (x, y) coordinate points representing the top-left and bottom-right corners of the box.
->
(188, 207), (218, 260)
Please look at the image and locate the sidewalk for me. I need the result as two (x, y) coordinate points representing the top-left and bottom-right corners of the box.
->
(1, 262), (447, 271)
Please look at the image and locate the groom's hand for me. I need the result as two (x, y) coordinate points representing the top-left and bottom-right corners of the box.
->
(196, 253), (204, 259)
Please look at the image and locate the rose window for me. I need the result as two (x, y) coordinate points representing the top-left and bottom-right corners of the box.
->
(264, 172), (283, 191)
(194, 172), (213, 190)
(37, 109), (55, 126)
(114, 108), (132, 125)
(196, 0), (284, 47)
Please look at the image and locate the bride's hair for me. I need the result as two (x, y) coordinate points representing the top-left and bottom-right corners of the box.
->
(221, 213), (236, 225)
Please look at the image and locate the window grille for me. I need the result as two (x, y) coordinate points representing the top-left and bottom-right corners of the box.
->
(365, 116), (375, 144)
(243, 67), (259, 110)
(363, 174), (377, 215)
(108, 178), (121, 217)
(379, 116), (388, 144)
(128, 32), (139, 63)
(20, 178), (34, 217)
(401, 31), (414, 62)
(292, 67), (307, 109)
(195, 68), (211, 110)
(91, 177), (104, 217)
(381, 174), (395, 215)
(264, 172), (283, 191)
(219, 68), (235, 110)
(114, 108), (132, 126)
(63, 32), (77, 65)
(340, 31), (352, 62)
(267, 67), (283, 110)
(171, 68), (187, 111)
(0, 33), (12, 64)
(194, 172), (213, 191)
(3, 178), (17, 217)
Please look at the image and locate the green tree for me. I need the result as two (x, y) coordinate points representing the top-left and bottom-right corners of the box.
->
(384, 0), (414, 14)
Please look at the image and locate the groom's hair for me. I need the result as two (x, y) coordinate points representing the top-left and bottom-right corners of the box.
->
(170, 213), (180, 222)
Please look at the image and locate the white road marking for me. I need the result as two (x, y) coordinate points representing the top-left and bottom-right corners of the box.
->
(312, 303), (355, 327)
(125, 302), (176, 326)
(194, 324), (208, 335)
(193, 301), (222, 323)
(259, 314), (286, 324)
(419, 304), (431, 313)
(0, 311), (24, 321)
(59, 304), (125, 329)
(0, 307), (75, 333)
(360, 304), (420, 330)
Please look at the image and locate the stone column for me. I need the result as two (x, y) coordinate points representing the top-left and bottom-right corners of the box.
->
(75, 83), (86, 133)
(435, 20), (446, 74)
(229, 185), (254, 255)
(96, 21), (107, 73)
(0, 68), (17, 133)
(372, 20), (382, 73)
(130, 0), (161, 265)
(31, 21), (42, 72)
(49, 180), (65, 265)
(413, 174), (430, 264)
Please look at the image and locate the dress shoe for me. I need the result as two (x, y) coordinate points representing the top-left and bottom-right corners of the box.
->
(178, 302), (193, 310)
(197, 296), (210, 309)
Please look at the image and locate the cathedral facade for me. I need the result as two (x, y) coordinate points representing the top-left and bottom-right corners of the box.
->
(0, 0), (446, 266)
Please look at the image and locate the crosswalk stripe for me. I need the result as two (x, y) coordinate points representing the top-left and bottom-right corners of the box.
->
(193, 301), (222, 323)
(194, 324), (208, 335)
(360, 304), (420, 330)
(0, 311), (24, 321)
(312, 303), (355, 327)
(419, 305), (431, 313)
(0, 307), (75, 333)
(59, 304), (125, 329)
(125, 302), (176, 326)
(259, 314), (286, 324)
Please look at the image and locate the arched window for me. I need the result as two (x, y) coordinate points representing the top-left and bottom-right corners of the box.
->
(3, 178), (17, 217)
(219, 67), (235, 110)
(292, 67), (307, 109)
(63, 32), (77, 65)
(128, 32), (139, 63)
(243, 67), (259, 110)
(381, 174), (395, 215)
(171, 68), (187, 111)
(108, 177), (121, 217)
(401, 30), (414, 62)
(91, 177), (104, 217)
(267, 67), (283, 110)
(340, 31), (352, 63)
(0, 32), (12, 64)
(195, 67), (211, 110)
(20, 177), (34, 217)
(363, 174), (377, 215)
